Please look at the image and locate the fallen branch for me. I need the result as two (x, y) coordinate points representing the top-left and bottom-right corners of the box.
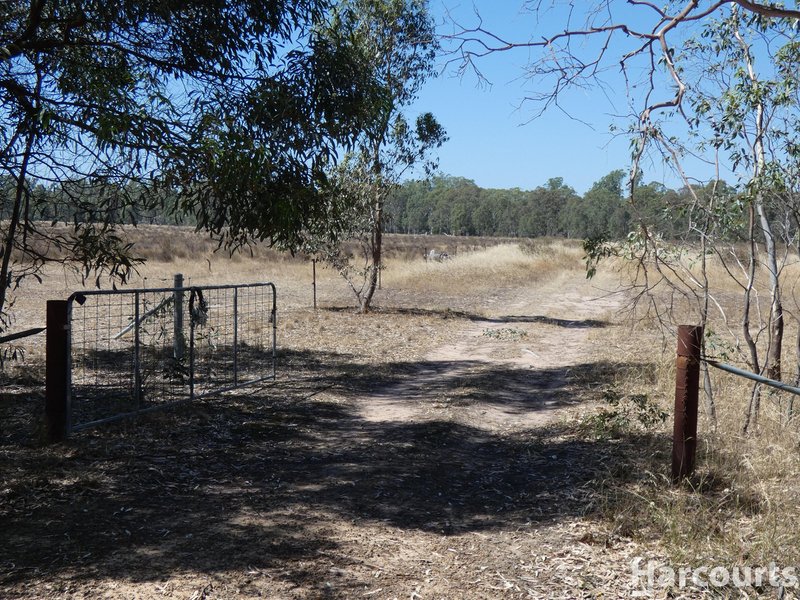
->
(113, 296), (173, 340)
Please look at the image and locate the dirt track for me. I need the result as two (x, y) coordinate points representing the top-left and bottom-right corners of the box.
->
(0, 269), (661, 599)
(359, 276), (622, 432)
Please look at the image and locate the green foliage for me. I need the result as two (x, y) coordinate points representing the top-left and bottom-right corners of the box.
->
(301, 156), (378, 294)
(579, 388), (668, 440)
(385, 170), (721, 243)
(683, 7), (800, 237)
(582, 236), (619, 279)
(0, 0), (386, 329)
(302, 0), (445, 312)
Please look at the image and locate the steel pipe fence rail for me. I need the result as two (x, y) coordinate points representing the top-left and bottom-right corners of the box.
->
(705, 359), (800, 396)
(53, 281), (276, 436)
(0, 327), (46, 344)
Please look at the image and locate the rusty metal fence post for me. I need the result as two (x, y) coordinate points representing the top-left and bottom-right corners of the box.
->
(672, 325), (703, 482)
(45, 300), (69, 442)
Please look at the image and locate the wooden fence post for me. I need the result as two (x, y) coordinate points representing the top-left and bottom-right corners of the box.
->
(45, 300), (69, 442)
(672, 325), (703, 483)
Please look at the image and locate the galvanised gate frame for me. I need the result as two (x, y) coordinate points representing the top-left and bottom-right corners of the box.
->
(48, 280), (276, 436)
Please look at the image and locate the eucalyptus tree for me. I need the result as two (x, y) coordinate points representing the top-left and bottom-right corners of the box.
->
(685, 7), (800, 427)
(448, 1), (800, 429)
(0, 0), (376, 331)
(524, 178), (576, 238)
(304, 0), (446, 313)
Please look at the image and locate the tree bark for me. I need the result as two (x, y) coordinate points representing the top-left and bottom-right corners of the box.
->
(700, 191), (716, 423)
(359, 192), (382, 313)
(742, 204), (761, 434)
(735, 13), (784, 382)
(756, 196), (783, 381)
(0, 130), (35, 328)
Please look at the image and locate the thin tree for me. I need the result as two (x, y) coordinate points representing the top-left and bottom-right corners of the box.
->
(306, 0), (446, 313)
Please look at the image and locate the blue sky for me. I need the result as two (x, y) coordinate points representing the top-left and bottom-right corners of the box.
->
(410, 1), (714, 194)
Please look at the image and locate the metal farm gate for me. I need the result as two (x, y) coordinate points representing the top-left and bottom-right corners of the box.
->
(45, 280), (276, 436)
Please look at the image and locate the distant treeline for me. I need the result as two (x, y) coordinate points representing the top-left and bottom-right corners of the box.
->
(386, 171), (731, 240)
(3, 170), (739, 241)
(0, 176), (188, 226)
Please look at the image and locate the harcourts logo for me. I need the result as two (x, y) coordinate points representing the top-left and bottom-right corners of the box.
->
(630, 558), (799, 597)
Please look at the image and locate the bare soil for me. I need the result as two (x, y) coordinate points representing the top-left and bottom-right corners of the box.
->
(0, 265), (667, 599)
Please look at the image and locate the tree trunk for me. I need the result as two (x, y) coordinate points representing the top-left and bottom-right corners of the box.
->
(735, 14), (784, 381)
(790, 325), (800, 423)
(359, 191), (382, 314)
(742, 204), (761, 434)
(792, 230), (800, 423)
(0, 130), (35, 329)
(758, 200), (783, 382)
(699, 195), (716, 424)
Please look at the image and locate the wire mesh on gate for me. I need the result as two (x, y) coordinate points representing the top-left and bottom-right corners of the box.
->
(67, 282), (276, 432)
(188, 284), (277, 398)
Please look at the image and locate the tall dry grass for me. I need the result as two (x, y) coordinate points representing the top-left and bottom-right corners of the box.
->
(384, 239), (584, 292)
(592, 243), (800, 581)
(5, 229), (566, 364)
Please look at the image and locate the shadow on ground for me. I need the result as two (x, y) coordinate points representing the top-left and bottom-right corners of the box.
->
(323, 305), (609, 329)
(280, 348), (649, 415)
(0, 348), (663, 596)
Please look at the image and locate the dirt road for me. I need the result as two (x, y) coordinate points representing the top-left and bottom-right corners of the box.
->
(360, 274), (623, 430)
(1, 269), (658, 599)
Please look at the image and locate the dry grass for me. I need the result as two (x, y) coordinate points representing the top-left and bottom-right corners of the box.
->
(592, 353), (800, 574)
(281, 240), (586, 367)
(384, 239), (584, 293)
(2, 228), (548, 373)
(587, 244), (800, 585)
(7, 225), (800, 596)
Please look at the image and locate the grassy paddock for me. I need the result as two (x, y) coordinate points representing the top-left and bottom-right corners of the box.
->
(384, 239), (585, 292)
(1, 229), (579, 368)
